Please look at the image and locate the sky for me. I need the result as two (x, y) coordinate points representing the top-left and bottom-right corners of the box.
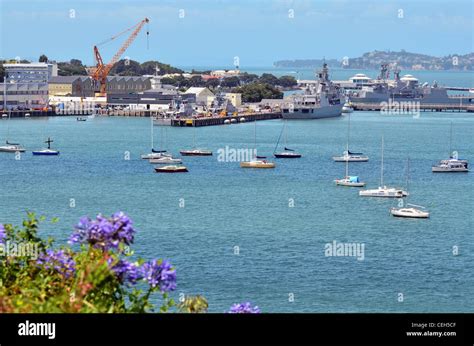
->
(0, 0), (473, 68)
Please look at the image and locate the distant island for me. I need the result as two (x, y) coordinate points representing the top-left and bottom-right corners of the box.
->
(274, 50), (474, 71)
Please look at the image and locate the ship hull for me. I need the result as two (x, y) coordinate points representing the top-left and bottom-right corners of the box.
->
(282, 104), (343, 120)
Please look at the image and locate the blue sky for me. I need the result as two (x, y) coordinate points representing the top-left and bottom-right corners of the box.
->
(0, 0), (472, 67)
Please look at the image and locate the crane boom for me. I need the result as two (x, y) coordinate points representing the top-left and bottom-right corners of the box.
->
(90, 18), (149, 95)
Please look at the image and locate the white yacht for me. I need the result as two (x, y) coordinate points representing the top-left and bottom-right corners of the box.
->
(432, 159), (468, 173)
(0, 141), (26, 153)
(390, 205), (430, 218)
(359, 137), (408, 198)
(390, 159), (429, 218)
(333, 151), (369, 162)
(149, 157), (182, 164)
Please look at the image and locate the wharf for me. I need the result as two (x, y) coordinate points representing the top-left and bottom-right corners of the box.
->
(171, 112), (282, 127)
(352, 102), (474, 112)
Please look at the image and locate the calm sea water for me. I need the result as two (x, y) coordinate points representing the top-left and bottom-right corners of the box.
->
(1, 111), (473, 312)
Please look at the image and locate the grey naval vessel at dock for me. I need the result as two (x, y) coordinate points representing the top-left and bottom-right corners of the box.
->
(345, 64), (473, 105)
(282, 63), (344, 119)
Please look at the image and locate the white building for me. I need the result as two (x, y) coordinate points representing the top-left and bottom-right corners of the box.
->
(3, 62), (58, 83)
(184, 87), (215, 106)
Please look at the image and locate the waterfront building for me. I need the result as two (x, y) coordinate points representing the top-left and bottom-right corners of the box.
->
(3, 62), (58, 83)
(0, 62), (57, 110)
(48, 76), (152, 97)
(184, 87), (215, 106)
(223, 92), (242, 107)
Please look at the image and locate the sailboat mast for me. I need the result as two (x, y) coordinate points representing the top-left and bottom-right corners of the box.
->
(150, 116), (154, 150)
(284, 120), (288, 147)
(347, 112), (351, 152)
(449, 121), (453, 157)
(406, 157), (410, 202)
(380, 136), (384, 187)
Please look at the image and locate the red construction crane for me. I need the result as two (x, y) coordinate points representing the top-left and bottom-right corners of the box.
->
(90, 18), (149, 95)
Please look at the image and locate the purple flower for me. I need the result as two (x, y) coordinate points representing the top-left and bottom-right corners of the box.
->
(228, 302), (261, 314)
(108, 258), (141, 285)
(0, 224), (6, 244)
(36, 249), (76, 279)
(69, 212), (135, 251)
(140, 259), (176, 292)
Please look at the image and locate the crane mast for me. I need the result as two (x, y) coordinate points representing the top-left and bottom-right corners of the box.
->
(90, 18), (149, 96)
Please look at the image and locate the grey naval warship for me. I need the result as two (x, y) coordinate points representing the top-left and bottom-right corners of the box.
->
(347, 64), (472, 105)
(282, 64), (344, 119)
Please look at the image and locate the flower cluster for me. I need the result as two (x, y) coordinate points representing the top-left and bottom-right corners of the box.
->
(36, 249), (76, 279)
(69, 212), (135, 251)
(0, 224), (6, 244)
(140, 260), (177, 292)
(108, 258), (141, 285)
(228, 302), (261, 314)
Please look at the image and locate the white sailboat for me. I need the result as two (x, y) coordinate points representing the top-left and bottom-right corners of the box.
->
(333, 112), (368, 162)
(141, 116), (171, 159)
(432, 122), (468, 173)
(241, 120), (275, 168)
(0, 113), (25, 153)
(390, 158), (429, 218)
(334, 158), (366, 187)
(359, 136), (408, 198)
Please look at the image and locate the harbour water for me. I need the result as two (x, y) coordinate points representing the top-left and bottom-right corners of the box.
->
(1, 110), (472, 312)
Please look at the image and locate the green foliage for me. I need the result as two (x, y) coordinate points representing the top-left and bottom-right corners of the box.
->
(39, 54), (48, 63)
(0, 213), (174, 313)
(178, 295), (208, 313)
(258, 73), (279, 85)
(58, 60), (88, 76)
(232, 83), (283, 102)
(278, 75), (297, 87)
(109, 59), (184, 76)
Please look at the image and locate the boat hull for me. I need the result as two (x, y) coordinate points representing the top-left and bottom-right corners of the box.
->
(359, 188), (408, 198)
(0, 146), (26, 153)
(274, 153), (301, 158)
(432, 167), (468, 173)
(333, 156), (369, 162)
(240, 161), (276, 169)
(281, 104), (343, 120)
(180, 150), (212, 156)
(390, 208), (430, 218)
(32, 151), (59, 156)
(154, 165), (188, 173)
(334, 180), (366, 187)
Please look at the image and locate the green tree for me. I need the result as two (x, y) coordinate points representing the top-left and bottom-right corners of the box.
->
(258, 73), (279, 86)
(39, 54), (48, 63)
(278, 75), (297, 87)
(220, 76), (240, 88)
(232, 83), (283, 102)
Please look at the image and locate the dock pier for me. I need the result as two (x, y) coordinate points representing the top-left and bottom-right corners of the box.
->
(352, 102), (474, 113)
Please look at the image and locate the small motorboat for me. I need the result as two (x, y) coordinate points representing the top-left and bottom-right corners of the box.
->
(240, 160), (276, 169)
(32, 137), (59, 156)
(149, 157), (182, 164)
(341, 102), (354, 113)
(334, 176), (366, 187)
(390, 205), (430, 218)
(155, 165), (188, 173)
(180, 149), (212, 156)
(76, 117), (87, 122)
(0, 140), (26, 153)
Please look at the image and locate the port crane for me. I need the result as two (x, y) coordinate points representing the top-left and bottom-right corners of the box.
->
(89, 18), (149, 96)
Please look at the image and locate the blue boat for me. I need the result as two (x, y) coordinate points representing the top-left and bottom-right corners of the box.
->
(32, 137), (60, 156)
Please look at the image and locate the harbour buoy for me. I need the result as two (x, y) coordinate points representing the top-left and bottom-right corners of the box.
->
(240, 117), (246, 122)
(224, 119), (231, 124)
(230, 118), (237, 123)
